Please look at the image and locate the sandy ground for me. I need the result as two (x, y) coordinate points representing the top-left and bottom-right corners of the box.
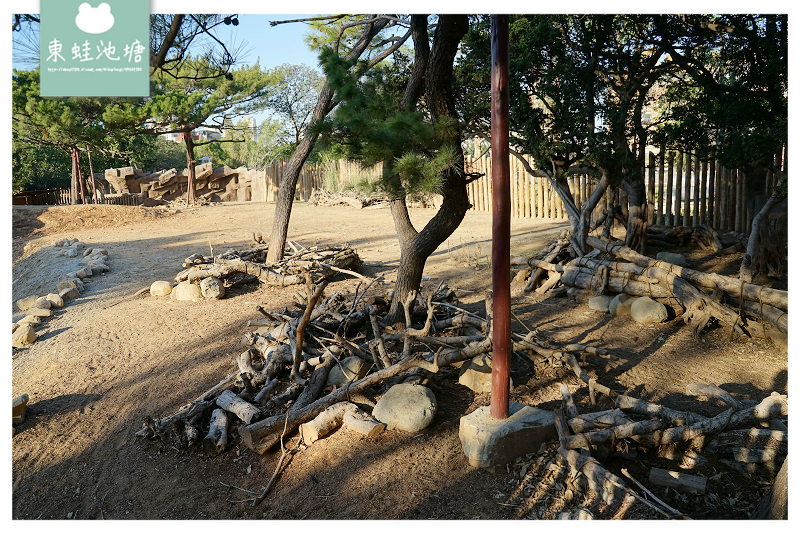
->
(10, 201), (787, 521)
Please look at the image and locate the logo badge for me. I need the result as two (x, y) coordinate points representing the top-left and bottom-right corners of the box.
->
(40, 0), (149, 97)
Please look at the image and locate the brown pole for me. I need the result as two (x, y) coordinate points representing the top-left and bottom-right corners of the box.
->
(490, 14), (511, 420)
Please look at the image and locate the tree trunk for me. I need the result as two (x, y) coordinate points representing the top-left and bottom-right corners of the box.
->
(266, 17), (392, 264)
(384, 15), (470, 324)
(622, 178), (648, 252)
(183, 132), (196, 205)
(70, 147), (78, 205)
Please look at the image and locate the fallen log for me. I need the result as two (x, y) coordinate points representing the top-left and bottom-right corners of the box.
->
(299, 401), (385, 444)
(202, 408), (229, 456)
(648, 467), (707, 495)
(567, 409), (631, 433)
(586, 236), (787, 313)
(563, 419), (663, 451)
(216, 390), (261, 424)
(685, 383), (744, 409)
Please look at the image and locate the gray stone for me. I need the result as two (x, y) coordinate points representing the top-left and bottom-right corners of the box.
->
(59, 246), (79, 257)
(53, 238), (68, 247)
(459, 402), (557, 470)
(655, 251), (687, 266)
(58, 272), (78, 282)
(12, 324), (37, 348)
(18, 315), (42, 325)
(458, 354), (513, 393)
(25, 307), (53, 318)
(171, 281), (203, 302)
(32, 297), (52, 309)
(149, 280), (173, 297)
(45, 293), (64, 308)
(588, 295), (612, 312)
(630, 296), (668, 325)
(83, 247), (94, 257)
(557, 509), (594, 520)
(73, 241), (86, 250)
(326, 355), (370, 387)
(59, 287), (80, 301)
(609, 293), (634, 317)
(76, 267), (93, 278)
(89, 262), (110, 275)
(372, 383), (437, 433)
(200, 276), (225, 299)
(57, 278), (83, 293)
(16, 295), (40, 312)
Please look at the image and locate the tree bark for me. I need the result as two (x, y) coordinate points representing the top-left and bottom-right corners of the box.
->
(183, 131), (196, 205)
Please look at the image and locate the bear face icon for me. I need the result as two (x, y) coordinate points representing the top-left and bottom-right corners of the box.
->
(75, 2), (115, 34)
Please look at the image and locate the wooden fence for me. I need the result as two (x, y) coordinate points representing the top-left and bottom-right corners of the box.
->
(13, 188), (143, 206)
(464, 147), (786, 234)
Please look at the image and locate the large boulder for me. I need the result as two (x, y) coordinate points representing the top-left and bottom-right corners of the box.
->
(150, 280), (173, 297)
(171, 281), (203, 302)
(609, 293), (634, 317)
(326, 356), (370, 387)
(588, 295), (612, 312)
(16, 295), (40, 312)
(630, 296), (668, 325)
(12, 324), (37, 348)
(458, 353), (513, 393)
(372, 383), (437, 433)
(200, 276), (225, 299)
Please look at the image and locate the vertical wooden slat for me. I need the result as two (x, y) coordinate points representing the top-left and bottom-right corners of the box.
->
(543, 178), (551, 219)
(656, 148), (665, 225)
(683, 152), (692, 227)
(708, 151), (717, 227)
(665, 151), (674, 226)
(692, 153), (700, 226)
(719, 166), (728, 230)
(734, 169), (742, 233)
(537, 175), (544, 218)
(647, 152), (656, 224)
(674, 151), (683, 226)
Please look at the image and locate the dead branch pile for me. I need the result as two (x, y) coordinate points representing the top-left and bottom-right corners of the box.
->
(551, 379), (788, 518)
(135, 279), (614, 457)
(174, 241), (364, 291)
(514, 234), (787, 342)
(308, 189), (389, 209)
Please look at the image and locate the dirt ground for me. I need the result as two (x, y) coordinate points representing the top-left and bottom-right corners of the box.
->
(10, 201), (788, 521)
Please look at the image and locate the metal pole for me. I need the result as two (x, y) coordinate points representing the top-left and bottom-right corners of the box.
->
(490, 14), (511, 420)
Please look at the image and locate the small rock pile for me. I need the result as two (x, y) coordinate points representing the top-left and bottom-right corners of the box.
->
(12, 238), (111, 348)
(588, 294), (669, 325)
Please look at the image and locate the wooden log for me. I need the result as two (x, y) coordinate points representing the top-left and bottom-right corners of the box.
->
(563, 352), (615, 397)
(342, 404), (385, 437)
(558, 446), (629, 504)
(291, 349), (339, 412)
(254, 377), (281, 405)
(202, 408), (229, 456)
(567, 409), (631, 433)
(649, 467), (707, 494)
(559, 383), (579, 419)
(685, 383), (743, 409)
(615, 394), (708, 426)
(299, 401), (351, 444)
(563, 419), (663, 451)
(216, 390), (261, 424)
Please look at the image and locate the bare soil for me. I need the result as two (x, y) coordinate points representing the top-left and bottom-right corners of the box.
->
(10, 202), (787, 520)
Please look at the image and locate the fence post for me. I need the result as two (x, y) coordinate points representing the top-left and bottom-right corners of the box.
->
(683, 151), (692, 227)
(647, 152), (656, 224)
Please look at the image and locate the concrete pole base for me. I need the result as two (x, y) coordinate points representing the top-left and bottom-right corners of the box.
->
(459, 401), (557, 471)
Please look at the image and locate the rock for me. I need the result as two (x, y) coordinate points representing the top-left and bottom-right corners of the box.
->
(72, 241), (86, 250)
(199, 276), (225, 299)
(75, 267), (93, 278)
(32, 297), (52, 309)
(53, 238), (67, 247)
(12, 324), (37, 348)
(630, 296), (668, 325)
(458, 353), (513, 393)
(12, 394), (29, 426)
(92, 248), (109, 256)
(58, 272), (78, 282)
(18, 315), (42, 325)
(45, 293), (64, 308)
(609, 293), (634, 317)
(59, 246), (79, 257)
(89, 262), (110, 275)
(25, 307), (53, 318)
(655, 251), (687, 266)
(12, 323), (18, 333)
(59, 287), (80, 301)
(16, 295), (40, 312)
(149, 280), (173, 297)
(326, 356), (369, 387)
(171, 281), (203, 302)
(57, 279), (83, 293)
(588, 295), (612, 312)
(83, 247), (94, 257)
(372, 383), (437, 433)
